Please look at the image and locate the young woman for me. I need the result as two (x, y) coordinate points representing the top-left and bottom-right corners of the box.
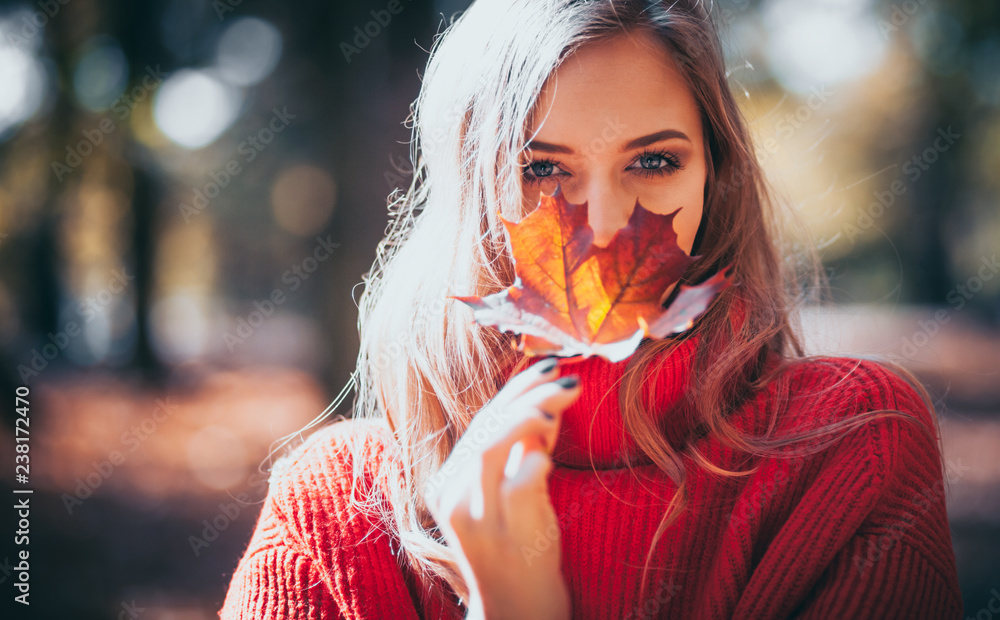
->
(220, 1), (963, 618)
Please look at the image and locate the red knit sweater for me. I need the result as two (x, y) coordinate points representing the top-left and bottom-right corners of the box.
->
(219, 333), (963, 619)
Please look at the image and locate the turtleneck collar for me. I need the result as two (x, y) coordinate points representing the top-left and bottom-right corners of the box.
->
(544, 333), (701, 469)
(512, 296), (748, 470)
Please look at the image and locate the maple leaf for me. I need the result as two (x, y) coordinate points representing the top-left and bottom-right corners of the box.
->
(449, 185), (734, 362)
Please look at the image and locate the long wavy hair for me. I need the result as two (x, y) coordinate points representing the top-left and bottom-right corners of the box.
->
(278, 0), (943, 610)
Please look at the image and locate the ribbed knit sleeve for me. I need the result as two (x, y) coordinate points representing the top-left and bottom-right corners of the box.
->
(731, 359), (963, 619)
(219, 420), (423, 620)
(221, 541), (343, 619)
(789, 360), (963, 619)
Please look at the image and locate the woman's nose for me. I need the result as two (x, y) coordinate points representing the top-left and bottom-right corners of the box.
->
(573, 183), (634, 248)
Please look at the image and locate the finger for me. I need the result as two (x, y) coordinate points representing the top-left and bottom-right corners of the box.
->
(507, 434), (547, 474)
(499, 448), (557, 535)
(436, 487), (479, 539)
(481, 379), (577, 469)
(503, 440), (552, 489)
(516, 375), (581, 452)
(478, 380), (578, 515)
(486, 356), (562, 412)
(423, 368), (573, 532)
(461, 359), (564, 456)
(518, 375), (581, 421)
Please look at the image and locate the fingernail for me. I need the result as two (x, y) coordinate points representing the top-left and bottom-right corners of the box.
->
(555, 375), (578, 389)
(535, 357), (558, 373)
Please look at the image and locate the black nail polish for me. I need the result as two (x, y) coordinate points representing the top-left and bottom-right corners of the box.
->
(536, 357), (558, 373)
(555, 375), (578, 389)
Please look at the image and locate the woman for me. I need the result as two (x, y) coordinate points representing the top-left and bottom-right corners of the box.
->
(220, 0), (963, 618)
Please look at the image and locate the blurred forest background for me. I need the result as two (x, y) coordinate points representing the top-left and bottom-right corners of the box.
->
(0, 0), (997, 617)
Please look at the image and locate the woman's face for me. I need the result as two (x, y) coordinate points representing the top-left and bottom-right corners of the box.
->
(521, 31), (707, 254)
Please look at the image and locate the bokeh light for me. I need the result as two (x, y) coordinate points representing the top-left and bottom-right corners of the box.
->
(0, 40), (47, 138)
(149, 292), (216, 364)
(763, 0), (887, 93)
(215, 17), (283, 87)
(72, 36), (129, 111)
(270, 164), (337, 236)
(153, 69), (243, 148)
(186, 424), (249, 490)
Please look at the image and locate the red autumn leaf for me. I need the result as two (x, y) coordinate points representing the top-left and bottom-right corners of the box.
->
(449, 185), (734, 362)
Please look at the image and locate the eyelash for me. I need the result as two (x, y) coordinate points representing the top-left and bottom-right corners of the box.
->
(521, 149), (686, 184)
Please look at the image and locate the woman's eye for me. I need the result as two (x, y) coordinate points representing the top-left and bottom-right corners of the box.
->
(527, 161), (556, 177)
(639, 154), (666, 169)
(628, 151), (684, 176)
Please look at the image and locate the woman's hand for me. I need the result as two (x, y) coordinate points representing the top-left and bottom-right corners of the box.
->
(423, 357), (581, 620)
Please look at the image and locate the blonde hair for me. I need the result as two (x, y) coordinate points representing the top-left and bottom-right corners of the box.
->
(281, 0), (942, 609)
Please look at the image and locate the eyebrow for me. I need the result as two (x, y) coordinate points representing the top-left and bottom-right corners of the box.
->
(526, 129), (692, 154)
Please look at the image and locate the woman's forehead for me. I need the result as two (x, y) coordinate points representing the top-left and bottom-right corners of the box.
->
(527, 33), (702, 149)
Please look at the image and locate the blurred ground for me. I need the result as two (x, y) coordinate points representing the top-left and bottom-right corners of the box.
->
(0, 366), (327, 619)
